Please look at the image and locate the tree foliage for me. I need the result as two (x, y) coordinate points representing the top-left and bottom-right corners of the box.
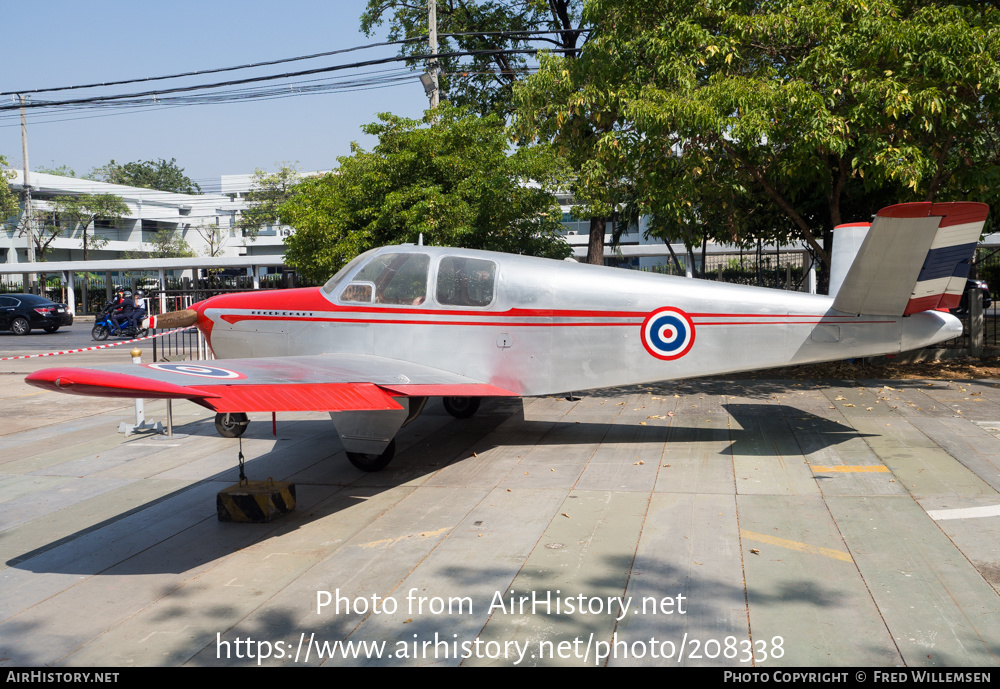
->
(91, 158), (201, 194)
(361, 0), (586, 116)
(51, 194), (130, 260)
(145, 229), (195, 258)
(35, 163), (78, 178)
(282, 106), (571, 283)
(0, 155), (17, 223)
(16, 212), (63, 262)
(193, 223), (228, 257)
(238, 164), (303, 240)
(515, 0), (1000, 278)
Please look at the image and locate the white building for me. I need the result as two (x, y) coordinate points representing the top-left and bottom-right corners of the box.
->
(0, 170), (327, 271)
(1, 170), (825, 285)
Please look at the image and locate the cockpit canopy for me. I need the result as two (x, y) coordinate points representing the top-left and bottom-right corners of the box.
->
(322, 249), (497, 308)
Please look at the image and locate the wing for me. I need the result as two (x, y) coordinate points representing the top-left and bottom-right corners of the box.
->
(24, 354), (519, 413)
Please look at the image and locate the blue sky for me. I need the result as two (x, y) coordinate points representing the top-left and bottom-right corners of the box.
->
(1, 0), (429, 190)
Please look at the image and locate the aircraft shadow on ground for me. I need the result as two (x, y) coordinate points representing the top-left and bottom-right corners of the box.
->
(6, 399), (873, 577)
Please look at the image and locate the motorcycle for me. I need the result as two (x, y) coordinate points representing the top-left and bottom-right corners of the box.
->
(91, 301), (149, 341)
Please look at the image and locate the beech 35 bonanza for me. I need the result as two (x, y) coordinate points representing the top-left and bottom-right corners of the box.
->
(26, 202), (989, 471)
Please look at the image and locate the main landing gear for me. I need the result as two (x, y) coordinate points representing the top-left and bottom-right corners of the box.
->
(213, 397), (483, 472)
(442, 396), (481, 419)
(346, 439), (396, 472)
(215, 412), (249, 438)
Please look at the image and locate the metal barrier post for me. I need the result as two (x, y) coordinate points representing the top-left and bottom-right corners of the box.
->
(970, 287), (985, 357)
(118, 347), (163, 436)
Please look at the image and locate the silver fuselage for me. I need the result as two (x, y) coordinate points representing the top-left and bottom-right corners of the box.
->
(198, 246), (960, 396)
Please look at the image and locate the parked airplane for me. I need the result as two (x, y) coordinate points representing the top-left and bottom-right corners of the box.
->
(26, 201), (988, 471)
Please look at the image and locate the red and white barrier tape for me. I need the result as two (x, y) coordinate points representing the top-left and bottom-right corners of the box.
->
(0, 327), (195, 361)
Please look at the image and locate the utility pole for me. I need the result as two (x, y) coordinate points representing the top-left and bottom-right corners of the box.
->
(18, 95), (37, 294)
(428, 0), (439, 111)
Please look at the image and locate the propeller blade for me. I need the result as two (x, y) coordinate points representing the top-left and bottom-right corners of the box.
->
(147, 309), (198, 329)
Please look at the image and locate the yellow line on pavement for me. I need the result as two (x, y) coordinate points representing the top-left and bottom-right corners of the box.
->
(810, 465), (889, 473)
(358, 527), (451, 550)
(741, 529), (853, 562)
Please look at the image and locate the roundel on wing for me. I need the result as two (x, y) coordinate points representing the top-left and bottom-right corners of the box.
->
(640, 307), (696, 360)
(144, 363), (246, 379)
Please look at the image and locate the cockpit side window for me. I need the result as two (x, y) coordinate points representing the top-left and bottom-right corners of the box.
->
(339, 252), (430, 305)
(436, 256), (496, 307)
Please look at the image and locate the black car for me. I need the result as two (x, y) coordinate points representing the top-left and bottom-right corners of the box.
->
(0, 294), (74, 335)
(951, 279), (992, 315)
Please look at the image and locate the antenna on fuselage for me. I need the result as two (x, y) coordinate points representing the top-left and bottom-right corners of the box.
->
(418, 233), (424, 246)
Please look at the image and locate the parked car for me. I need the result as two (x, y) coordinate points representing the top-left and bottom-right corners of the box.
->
(950, 279), (992, 315)
(0, 294), (74, 335)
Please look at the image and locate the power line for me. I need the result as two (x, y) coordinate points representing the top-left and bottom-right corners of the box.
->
(2, 29), (588, 98)
(0, 69), (421, 128)
(0, 36), (424, 98)
(0, 47), (576, 114)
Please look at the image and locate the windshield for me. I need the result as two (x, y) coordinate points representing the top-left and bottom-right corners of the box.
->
(321, 249), (378, 295)
(339, 252), (430, 305)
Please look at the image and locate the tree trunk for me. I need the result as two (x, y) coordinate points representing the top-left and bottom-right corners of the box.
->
(587, 216), (606, 265)
(665, 241), (684, 275)
(700, 234), (708, 279)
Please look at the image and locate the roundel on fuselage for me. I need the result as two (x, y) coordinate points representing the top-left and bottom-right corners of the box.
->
(640, 307), (696, 360)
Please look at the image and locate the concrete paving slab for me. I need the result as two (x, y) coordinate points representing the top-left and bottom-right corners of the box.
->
(610, 492), (747, 667)
(826, 495), (1000, 666)
(739, 494), (901, 666)
(2, 355), (1000, 668)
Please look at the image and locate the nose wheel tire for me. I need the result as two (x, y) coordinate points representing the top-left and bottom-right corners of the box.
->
(215, 412), (249, 438)
(347, 439), (396, 472)
(443, 396), (480, 419)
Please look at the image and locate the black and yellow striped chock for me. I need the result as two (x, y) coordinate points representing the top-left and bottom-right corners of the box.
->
(217, 477), (295, 523)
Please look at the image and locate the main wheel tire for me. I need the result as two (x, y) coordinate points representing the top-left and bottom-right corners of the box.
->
(215, 412), (249, 438)
(92, 325), (110, 341)
(11, 317), (30, 336)
(443, 396), (481, 419)
(43, 325), (60, 333)
(347, 439), (396, 472)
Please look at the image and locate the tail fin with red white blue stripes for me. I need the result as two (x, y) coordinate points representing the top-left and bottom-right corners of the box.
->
(831, 202), (989, 317)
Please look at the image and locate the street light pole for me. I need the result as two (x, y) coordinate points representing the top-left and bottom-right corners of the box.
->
(428, 0), (439, 112)
(18, 95), (37, 294)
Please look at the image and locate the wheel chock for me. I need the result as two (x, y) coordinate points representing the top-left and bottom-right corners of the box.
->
(217, 478), (295, 523)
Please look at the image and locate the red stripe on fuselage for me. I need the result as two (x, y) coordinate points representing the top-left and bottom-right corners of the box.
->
(211, 311), (893, 329)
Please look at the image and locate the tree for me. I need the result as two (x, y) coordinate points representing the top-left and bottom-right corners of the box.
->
(282, 106), (571, 283)
(361, 0), (586, 117)
(51, 194), (130, 260)
(0, 155), (17, 223)
(145, 229), (195, 258)
(15, 212), (63, 263)
(516, 0), (1000, 281)
(193, 222), (228, 257)
(35, 163), (78, 178)
(238, 164), (303, 240)
(90, 158), (201, 194)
